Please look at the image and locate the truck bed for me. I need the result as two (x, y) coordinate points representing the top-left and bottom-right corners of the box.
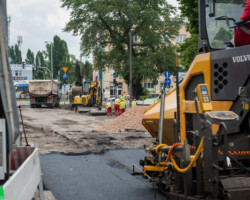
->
(29, 80), (59, 97)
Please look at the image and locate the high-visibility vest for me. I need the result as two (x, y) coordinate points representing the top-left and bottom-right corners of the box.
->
(119, 101), (126, 109)
(132, 101), (137, 107)
(115, 98), (120, 105)
(106, 102), (111, 108)
(121, 95), (125, 101)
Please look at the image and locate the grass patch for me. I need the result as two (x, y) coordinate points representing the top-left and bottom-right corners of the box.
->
(60, 99), (70, 102)
(16, 99), (29, 101)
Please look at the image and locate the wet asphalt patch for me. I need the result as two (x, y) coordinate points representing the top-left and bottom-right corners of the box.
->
(40, 149), (165, 200)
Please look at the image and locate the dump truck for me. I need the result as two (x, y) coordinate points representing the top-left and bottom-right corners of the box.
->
(137, 0), (250, 199)
(29, 80), (60, 108)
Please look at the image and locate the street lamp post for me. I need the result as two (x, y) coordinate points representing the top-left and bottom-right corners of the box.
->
(129, 24), (132, 107)
(37, 66), (51, 80)
(117, 0), (133, 106)
(45, 41), (53, 80)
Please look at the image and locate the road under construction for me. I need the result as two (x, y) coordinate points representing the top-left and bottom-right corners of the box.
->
(2, 0), (250, 199)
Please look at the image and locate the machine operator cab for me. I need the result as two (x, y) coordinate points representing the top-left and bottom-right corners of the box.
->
(200, 0), (244, 52)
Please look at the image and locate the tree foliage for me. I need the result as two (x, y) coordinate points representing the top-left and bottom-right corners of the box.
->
(9, 44), (22, 64)
(33, 51), (46, 80)
(59, 54), (78, 84)
(35, 51), (45, 67)
(61, 0), (182, 98)
(81, 61), (93, 82)
(44, 35), (69, 79)
(25, 49), (34, 64)
(177, 0), (199, 70)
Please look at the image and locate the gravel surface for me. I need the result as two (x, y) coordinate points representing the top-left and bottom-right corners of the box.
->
(98, 106), (149, 132)
(20, 106), (153, 154)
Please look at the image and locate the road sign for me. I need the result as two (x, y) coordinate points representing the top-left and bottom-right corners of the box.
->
(165, 78), (171, 86)
(113, 72), (116, 78)
(164, 71), (170, 78)
(62, 73), (68, 79)
(62, 67), (69, 73)
(113, 67), (117, 72)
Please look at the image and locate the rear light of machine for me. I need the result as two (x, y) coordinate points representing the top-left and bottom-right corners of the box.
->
(47, 96), (52, 99)
(30, 96), (34, 100)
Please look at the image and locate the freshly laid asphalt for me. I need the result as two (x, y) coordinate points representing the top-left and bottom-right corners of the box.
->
(40, 149), (165, 200)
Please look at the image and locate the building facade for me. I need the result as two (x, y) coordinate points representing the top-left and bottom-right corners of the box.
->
(10, 64), (33, 82)
(10, 64), (33, 99)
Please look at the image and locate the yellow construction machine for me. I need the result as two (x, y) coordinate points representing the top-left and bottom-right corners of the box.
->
(136, 0), (250, 199)
(72, 79), (102, 112)
(69, 62), (103, 112)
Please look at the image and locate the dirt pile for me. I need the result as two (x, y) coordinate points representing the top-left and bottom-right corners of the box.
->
(98, 106), (150, 132)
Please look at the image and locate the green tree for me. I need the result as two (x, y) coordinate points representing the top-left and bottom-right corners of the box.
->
(25, 49), (34, 64)
(45, 35), (69, 79)
(58, 54), (78, 84)
(15, 44), (22, 64)
(34, 51), (46, 79)
(35, 51), (45, 67)
(61, 0), (182, 98)
(9, 46), (15, 64)
(177, 0), (199, 70)
(9, 44), (22, 64)
(81, 61), (93, 81)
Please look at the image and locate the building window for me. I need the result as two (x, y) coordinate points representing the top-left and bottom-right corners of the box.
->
(144, 82), (155, 91)
(18, 70), (22, 76)
(160, 83), (165, 89)
(110, 84), (122, 97)
(144, 83), (154, 89)
(160, 82), (172, 92)
(133, 35), (138, 43)
(15, 70), (18, 76)
(162, 35), (169, 43)
(177, 34), (187, 43)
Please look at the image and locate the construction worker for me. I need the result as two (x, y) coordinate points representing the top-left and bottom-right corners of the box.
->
(132, 98), (137, 108)
(120, 93), (126, 102)
(119, 100), (126, 115)
(235, 0), (250, 47)
(105, 101), (112, 117)
(114, 97), (120, 116)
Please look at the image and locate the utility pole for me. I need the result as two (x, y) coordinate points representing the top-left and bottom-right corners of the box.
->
(129, 28), (132, 107)
(45, 41), (53, 80)
(117, 0), (133, 106)
(17, 35), (22, 63)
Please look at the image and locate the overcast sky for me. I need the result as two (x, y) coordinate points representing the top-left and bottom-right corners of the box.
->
(7, 0), (179, 64)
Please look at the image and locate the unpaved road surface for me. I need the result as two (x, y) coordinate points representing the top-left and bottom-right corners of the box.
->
(20, 106), (153, 154)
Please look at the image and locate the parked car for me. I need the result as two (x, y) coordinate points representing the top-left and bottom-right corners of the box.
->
(106, 97), (115, 101)
(142, 93), (161, 105)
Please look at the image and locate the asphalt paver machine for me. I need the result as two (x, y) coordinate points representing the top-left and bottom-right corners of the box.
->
(138, 0), (250, 199)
